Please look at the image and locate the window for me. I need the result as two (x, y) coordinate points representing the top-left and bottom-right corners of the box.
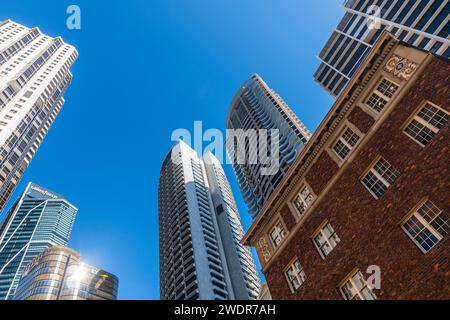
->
(404, 102), (449, 147)
(333, 127), (360, 160)
(339, 271), (377, 300)
(402, 200), (448, 253)
(366, 78), (399, 113)
(285, 259), (306, 293)
(313, 223), (341, 258)
(362, 157), (399, 199)
(292, 185), (315, 216)
(269, 221), (286, 248)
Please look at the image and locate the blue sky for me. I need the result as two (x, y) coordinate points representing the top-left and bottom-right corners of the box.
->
(0, 0), (342, 299)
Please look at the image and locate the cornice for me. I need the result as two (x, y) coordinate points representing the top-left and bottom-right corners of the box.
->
(243, 32), (399, 246)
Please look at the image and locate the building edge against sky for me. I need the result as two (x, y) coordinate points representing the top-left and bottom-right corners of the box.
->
(243, 31), (450, 299)
(226, 74), (311, 220)
(314, 0), (450, 97)
(0, 19), (77, 213)
(158, 141), (260, 300)
(0, 182), (77, 300)
(14, 246), (119, 300)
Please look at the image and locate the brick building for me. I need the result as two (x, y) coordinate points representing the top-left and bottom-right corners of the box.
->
(242, 31), (449, 300)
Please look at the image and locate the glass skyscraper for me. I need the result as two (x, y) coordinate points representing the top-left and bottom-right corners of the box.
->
(0, 182), (77, 300)
(315, 0), (450, 97)
(226, 74), (311, 219)
(158, 141), (261, 300)
(0, 19), (77, 212)
(14, 246), (118, 300)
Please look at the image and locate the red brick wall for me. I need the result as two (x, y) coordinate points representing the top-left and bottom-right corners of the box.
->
(347, 106), (375, 133)
(265, 58), (450, 300)
(305, 152), (339, 195)
(280, 203), (296, 232)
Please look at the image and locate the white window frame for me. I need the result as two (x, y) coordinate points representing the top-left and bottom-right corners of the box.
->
(284, 259), (306, 293)
(332, 127), (361, 161)
(268, 220), (287, 249)
(403, 101), (449, 147)
(339, 270), (377, 300)
(361, 157), (399, 199)
(291, 184), (315, 218)
(365, 78), (399, 113)
(312, 221), (341, 259)
(401, 200), (448, 254)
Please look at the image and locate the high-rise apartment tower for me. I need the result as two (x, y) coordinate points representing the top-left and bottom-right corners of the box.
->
(0, 182), (77, 299)
(158, 141), (260, 300)
(226, 74), (311, 219)
(0, 19), (77, 211)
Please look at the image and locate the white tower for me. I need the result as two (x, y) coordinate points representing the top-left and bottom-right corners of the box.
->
(158, 141), (260, 300)
(0, 19), (78, 211)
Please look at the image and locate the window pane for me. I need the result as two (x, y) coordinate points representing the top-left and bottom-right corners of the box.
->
(314, 223), (340, 257)
(418, 103), (449, 130)
(373, 158), (399, 184)
(333, 140), (351, 160)
(404, 215), (425, 237)
(285, 260), (306, 292)
(404, 119), (436, 146)
(362, 171), (388, 198)
(361, 287), (377, 300)
(293, 186), (315, 215)
(418, 201), (449, 238)
(342, 128), (360, 147)
(416, 229), (439, 252)
(367, 92), (387, 112)
(377, 79), (399, 98)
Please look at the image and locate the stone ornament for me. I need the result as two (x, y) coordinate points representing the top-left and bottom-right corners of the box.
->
(384, 54), (418, 81)
(259, 237), (271, 262)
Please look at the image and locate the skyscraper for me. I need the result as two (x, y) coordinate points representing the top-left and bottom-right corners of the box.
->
(158, 141), (260, 300)
(0, 182), (77, 300)
(226, 74), (311, 219)
(315, 0), (450, 97)
(14, 246), (119, 300)
(0, 19), (78, 211)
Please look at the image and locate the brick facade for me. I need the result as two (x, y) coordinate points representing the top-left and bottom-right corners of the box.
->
(347, 106), (375, 134)
(305, 152), (339, 196)
(244, 36), (450, 300)
(268, 57), (449, 300)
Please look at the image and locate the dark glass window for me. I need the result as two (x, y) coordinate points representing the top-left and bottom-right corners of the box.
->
(416, 0), (445, 30)
(381, 0), (395, 17)
(398, 30), (409, 41)
(404, 0), (429, 26)
(438, 21), (449, 38)
(418, 37), (430, 49)
(430, 41), (443, 53)
(443, 46), (450, 59)
(317, 66), (330, 83)
(427, 2), (449, 34)
(324, 34), (345, 62)
(407, 33), (419, 45)
(386, 0), (406, 20)
(336, 40), (358, 70)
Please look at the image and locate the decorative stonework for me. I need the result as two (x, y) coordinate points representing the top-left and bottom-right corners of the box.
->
(384, 54), (418, 81)
(250, 40), (396, 243)
(259, 237), (271, 262)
